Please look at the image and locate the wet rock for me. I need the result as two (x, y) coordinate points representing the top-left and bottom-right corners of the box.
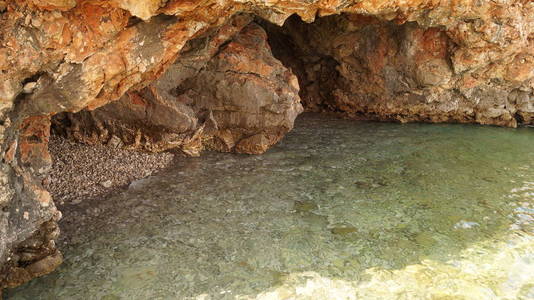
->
(0, 218), (61, 288)
(330, 226), (358, 235)
(24, 251), (63, 278)
(294, 201), (318, 213)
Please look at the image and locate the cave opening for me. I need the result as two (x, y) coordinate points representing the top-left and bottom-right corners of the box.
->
(42, 12), (460, 210)
(14, 11), (457, 268)
(46, 11), (460, 163)
(42, 13), (400, 209)
(23, 12), (458, 257)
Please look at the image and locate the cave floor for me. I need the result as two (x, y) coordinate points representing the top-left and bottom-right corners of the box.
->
(7, 113), (534, 299)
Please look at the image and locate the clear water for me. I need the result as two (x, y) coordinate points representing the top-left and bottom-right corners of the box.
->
(7, 114), (534, 299)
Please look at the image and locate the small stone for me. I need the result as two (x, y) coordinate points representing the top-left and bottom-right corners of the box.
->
(107, 135), (123, 149)
(46, 135), (174, 206)
(453, 220), (480, 229)
(331, 226), (358, 235)
(298, 164), (313, 171)
(22, 82), (37, 94)
(294, 201), (317, 213)
(100, 180), (113, 188)
(31, 18), (41, 28)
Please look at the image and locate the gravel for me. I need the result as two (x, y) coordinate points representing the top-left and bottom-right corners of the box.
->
(47, 135), (175, 205)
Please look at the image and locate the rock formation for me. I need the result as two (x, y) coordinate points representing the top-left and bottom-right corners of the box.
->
(0, 0), (532, 290)
(262, 13), (533, 126)
(54, 18), (302, 155)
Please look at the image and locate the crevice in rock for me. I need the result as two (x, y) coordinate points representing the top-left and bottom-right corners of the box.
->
(258, 13), (533, 127)
(20, 73), (43, 87)
(126, 16), (143, 28)
(514, 112), (525, 125)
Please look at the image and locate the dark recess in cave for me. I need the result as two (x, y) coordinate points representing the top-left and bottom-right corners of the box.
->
(257, 14), (342, 113)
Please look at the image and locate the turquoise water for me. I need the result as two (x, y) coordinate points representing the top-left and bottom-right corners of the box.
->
(7, 114), (534, 299)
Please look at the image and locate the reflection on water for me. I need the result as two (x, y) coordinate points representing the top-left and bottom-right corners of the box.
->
(8, 114), (534, 299)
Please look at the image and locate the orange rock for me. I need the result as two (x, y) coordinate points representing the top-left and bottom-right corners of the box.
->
(30, 0), (76, 11)
(505, 54), (534, 83)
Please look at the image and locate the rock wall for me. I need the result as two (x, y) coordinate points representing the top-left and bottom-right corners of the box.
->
(262, 13), (534, 126)
(0, 0), (532, 290)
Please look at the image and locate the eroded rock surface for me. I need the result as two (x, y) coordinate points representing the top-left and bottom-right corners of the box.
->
(262, 13), (534, 126)
(57, 20), (302, 155)
(0, 0), (532, 290)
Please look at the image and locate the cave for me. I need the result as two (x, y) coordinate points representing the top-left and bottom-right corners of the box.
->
(31, 12), (534, 157)
(0, 0), (533, 296)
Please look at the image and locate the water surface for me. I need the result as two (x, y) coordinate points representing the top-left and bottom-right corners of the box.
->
(8, 114), (534, 299)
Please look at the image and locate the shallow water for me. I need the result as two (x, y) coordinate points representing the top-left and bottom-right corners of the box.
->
(7, 114), (534, 299)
